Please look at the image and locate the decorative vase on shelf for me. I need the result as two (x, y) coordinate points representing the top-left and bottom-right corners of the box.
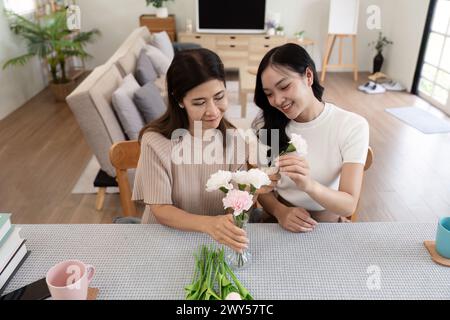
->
(155, 7), (168, 18)
(225, 213), (251, 270)
(373, 51), (384, 74)
(185, 18), (193, 33)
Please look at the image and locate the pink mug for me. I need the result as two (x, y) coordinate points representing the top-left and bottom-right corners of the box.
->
(46, 260), (95, 300)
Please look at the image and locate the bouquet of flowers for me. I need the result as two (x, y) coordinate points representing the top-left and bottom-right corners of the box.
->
(206, 168), (271, 268)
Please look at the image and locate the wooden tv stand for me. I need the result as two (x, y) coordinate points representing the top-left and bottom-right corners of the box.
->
(178, 32), (287, 68)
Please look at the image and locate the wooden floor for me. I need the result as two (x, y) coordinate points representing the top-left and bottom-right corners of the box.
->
(1, 72), (449, 224)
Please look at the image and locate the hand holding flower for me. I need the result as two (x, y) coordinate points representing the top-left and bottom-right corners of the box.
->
(276, 153), (314, 192)
(206, 168), (271, 269)
(205, 214), (249, 253)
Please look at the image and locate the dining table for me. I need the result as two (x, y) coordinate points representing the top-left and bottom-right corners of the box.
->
(2, 222), (449, 299)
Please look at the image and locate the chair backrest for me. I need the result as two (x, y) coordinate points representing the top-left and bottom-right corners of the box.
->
(110, 140), (141, 217)
(350, 146), (373, 222)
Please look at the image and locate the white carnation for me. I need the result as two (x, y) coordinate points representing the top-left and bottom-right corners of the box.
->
(246, 168), (271, 189)
(231, 171), (250, 185)
(289, 133), (308, 157)
(232, 169), (270, 189)
(205, 170), (233, 192)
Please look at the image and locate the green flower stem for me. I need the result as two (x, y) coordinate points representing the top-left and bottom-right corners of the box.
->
(223, 262), (254, 300)
(232, 212), (249, 268)
(185, 245), (252, 300)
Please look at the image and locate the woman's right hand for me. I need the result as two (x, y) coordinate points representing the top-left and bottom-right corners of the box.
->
(255, 172), (281, 195)
(277, 207), (318, 233)
(205, 214), (249, 252)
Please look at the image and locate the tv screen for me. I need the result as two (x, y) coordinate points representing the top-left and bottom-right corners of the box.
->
(197, 0), (266, 33)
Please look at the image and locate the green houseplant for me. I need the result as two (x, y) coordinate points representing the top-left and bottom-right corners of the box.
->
(2, 10), (100, 101)
(275, 25), (284, 36)
(294, 30), (305, 40)
(369, 32), (393, 74)
(145, 0), (173, 18)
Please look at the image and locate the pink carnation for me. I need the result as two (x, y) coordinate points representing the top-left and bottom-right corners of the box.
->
(222, 189), (253, 216)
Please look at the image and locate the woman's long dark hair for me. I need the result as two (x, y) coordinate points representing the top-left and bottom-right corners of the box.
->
(254, 43), (324, 154)
(139, 48), (233, 141)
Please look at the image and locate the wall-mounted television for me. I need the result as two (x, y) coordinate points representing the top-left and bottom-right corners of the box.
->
(196, 0), (267, 34)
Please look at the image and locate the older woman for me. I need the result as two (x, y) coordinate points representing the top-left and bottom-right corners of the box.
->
(133, 48), (277, 252)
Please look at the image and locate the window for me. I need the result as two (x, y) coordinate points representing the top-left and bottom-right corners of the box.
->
(416, 0), (450, 114)
(3, 0), (36, 15)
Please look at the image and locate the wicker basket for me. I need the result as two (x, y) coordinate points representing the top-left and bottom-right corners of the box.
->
(49, 80), (77, 102)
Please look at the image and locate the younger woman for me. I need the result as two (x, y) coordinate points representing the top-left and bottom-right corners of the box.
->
(254, 43), (369, 232)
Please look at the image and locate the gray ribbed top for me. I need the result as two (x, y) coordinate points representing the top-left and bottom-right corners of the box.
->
(3, 223), (449, 300)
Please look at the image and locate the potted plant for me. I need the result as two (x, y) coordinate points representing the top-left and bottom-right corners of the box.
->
(369, 32), (393, 74)
(146, 0), (173, 18)
(275, 25), (284, 36)
(3, 10), (100, 101)
(294, 30), (305, 41)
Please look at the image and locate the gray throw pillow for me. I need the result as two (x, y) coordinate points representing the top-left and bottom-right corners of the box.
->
(112, 74), (145, 140)
(144, 44), (171, 76)
(151, 31), (175, 61)
(135, 49), (157, 86)
(133, 82), (167, 123)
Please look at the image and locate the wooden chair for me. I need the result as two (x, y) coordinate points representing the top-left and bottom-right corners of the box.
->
(349, 146), (374, 222)
(109, 140), (141, 217)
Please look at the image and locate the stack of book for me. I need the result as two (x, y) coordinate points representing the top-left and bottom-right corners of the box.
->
(0, 214), (29, 293)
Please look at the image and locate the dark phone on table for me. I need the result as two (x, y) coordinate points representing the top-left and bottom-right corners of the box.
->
(0, 278), (51, 300)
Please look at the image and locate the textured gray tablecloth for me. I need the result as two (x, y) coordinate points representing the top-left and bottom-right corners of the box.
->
(2, 223), (450, 299)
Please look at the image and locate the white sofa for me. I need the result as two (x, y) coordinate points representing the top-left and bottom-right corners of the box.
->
(67, 27), (166, 179)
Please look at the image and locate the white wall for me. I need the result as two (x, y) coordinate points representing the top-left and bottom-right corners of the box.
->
(78, 0), (428, 89)
(265, 0), (385, 73)
(77, 0), (193, 69)
(0, 0), (428, 120)
(78, 0), (386, 71)
(0, 0), (429, 120)
(0, 4), (46, 120)
(382, 0), (430, 91)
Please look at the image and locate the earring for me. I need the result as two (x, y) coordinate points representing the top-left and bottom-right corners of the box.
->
(179, 103), (184, 109)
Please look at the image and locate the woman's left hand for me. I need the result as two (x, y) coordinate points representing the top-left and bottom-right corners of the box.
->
(276, 154), (314, 192)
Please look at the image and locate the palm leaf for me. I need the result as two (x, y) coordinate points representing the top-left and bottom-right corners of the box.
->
(72, 29), (101, 44)
(3, 9), (99, 82)
(6, 11), (42, 34)
(3, 53), (36, 69)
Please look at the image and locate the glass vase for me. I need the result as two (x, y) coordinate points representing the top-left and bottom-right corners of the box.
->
(226, 213), (251, 270)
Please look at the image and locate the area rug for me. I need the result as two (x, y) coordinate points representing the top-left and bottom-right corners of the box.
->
(71, 157), (119, 194)
(71, 81), (259, 194)
(385, 107), (450, 134)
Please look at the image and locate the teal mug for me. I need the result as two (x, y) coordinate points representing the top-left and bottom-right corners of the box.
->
(436, 217), (450, 259)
